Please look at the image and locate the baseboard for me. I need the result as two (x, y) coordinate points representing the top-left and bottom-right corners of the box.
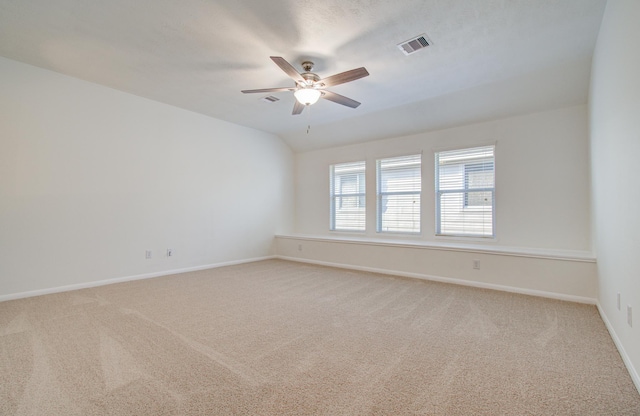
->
(275, 255), (597, 305)
(0, 256), (276, 302)
(597, 303), (640, 394)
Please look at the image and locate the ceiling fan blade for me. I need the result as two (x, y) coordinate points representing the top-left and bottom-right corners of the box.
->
(320, 90), (361, 108)
(241, 87), (294, 94)
(318, 67), (369, 87)
(292, 100), (305, 115)
(271, 56), (305, 83)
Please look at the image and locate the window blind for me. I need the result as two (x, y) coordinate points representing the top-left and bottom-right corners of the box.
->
(435, 145), (495, 237)
(330, 161), (366, 231)
(376, 154), (421, 234)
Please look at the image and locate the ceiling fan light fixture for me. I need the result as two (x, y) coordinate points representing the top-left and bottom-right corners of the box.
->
(294, 88), (321, 105)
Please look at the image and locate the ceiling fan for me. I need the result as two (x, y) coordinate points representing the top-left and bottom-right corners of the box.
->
(241, 56), (369, 115)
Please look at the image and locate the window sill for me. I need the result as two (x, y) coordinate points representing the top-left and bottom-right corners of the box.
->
(435, 234), (497, 243)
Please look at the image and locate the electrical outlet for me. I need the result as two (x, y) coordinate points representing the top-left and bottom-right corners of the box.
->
(617, 293), (621, 310)
(145, 250), (152, 259)
(167, 249), (173, 257)
(298, 244), (302, 251)
(628, 305), (633, 327)
(473, 260), (480, 270)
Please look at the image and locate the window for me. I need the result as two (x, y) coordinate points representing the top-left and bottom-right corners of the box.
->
(330, 161), (366, 231)
(376, 154), (421, 233)
(435, 145), (495, 237)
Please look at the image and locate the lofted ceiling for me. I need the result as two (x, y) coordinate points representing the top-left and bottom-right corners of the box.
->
(0, 0), (607, 152)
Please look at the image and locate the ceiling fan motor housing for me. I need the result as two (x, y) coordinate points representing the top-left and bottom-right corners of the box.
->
(300, 69), (320, 87)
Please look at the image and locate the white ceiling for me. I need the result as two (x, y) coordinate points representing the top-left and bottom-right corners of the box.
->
(0, 0), (607, 152)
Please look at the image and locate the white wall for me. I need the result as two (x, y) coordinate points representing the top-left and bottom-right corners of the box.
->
(0, 57), (294, 298)
(590, 0), (640, 389)
(295, 105), (590, 252)
(280, 105), (595, 300)
(276, 235), (596, 301)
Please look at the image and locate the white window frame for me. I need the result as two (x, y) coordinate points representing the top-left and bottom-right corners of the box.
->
(435, 145), (495, 238)
(376, 154), (422, 234)
(330, 161), (366, 231)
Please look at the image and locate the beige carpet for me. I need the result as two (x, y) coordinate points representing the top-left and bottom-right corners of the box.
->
(1, 259), (639, 415)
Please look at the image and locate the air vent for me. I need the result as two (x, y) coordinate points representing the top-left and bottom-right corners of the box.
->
(397, 34), (432, 56)
(261, 96), (280, 103)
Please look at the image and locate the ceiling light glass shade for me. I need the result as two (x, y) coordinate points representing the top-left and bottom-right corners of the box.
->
(294, 88), (321, 105)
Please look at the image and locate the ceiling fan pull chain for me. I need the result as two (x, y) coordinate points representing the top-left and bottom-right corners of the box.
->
(306, 103), (312, 134)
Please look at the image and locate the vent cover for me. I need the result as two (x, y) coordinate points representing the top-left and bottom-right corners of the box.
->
(397, 34), (432, 55)
(261, 95), (280, 103)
